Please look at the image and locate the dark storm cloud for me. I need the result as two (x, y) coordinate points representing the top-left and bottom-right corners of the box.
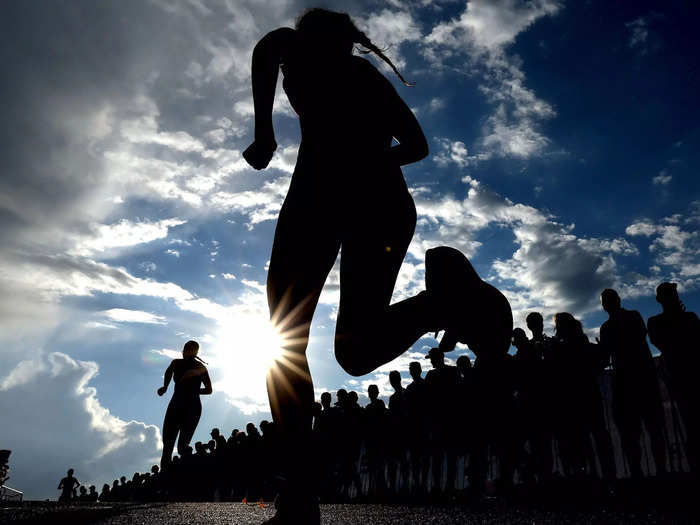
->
(0, 2), (165, 240)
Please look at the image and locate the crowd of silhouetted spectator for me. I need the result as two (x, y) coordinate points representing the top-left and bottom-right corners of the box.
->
(60, 284), (697, 503)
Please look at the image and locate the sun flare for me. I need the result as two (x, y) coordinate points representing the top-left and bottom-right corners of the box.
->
(208, 312), (291, 411)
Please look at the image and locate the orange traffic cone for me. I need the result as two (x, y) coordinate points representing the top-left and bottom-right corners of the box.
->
(258, 498), (265, 508)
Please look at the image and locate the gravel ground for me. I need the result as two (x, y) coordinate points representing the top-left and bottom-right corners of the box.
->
(1, 502), (695, 525)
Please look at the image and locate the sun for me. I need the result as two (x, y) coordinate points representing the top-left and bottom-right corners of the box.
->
(208, 312), (290, 408)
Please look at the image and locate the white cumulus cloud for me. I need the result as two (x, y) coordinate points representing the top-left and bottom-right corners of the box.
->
(0, 352), (161, 499)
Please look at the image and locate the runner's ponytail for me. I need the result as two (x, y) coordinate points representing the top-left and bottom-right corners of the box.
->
(354, 32), (414, 87)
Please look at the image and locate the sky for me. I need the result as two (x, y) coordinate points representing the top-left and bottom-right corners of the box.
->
(1, 0), (699, 499)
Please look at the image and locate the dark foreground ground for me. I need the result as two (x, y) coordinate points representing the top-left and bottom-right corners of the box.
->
(2, 500), (698, 525)
(4, 478), (699, 525)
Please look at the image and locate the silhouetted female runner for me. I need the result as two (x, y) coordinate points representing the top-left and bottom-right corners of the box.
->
(157, 340), (212, 469)
(243, 8), (512, 522)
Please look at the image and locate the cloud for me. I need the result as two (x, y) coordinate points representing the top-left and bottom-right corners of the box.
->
(479, 101), (551, 158)
(0, 352), (161, 499)
(359, 9), (422, 70)
(99, 308), (167, 325)
(425, 0), (560, 52)
(427, 97), (446, 112)
(405, 175), (641, 328)
(434, 138), (470, 167)
(151, 348), (182, 360)
(139, 261), (157, 272)
(210, 174), (292, 228)
(652, 171), (672, 185)
(119, 98), (206, 153)
(626, 16), (649, 51)
(423, 0), (560, 161)
(626, 203), (700, 283)
(0, 251), (239, 334)
(71, 218), (185, 257)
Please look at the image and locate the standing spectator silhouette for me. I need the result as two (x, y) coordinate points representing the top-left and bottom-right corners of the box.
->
(99, 483), (111, 502)
(209, 428), (228, 500)
(344, 391), (364, 498)
(425, 347), (460, 496)
(512, 328), (551, 483)
(211, 428), (227, 453)
(315, 393), (334, 434)
(243, 423), (263, 501)
(57, 468), (80, 502)
(157, 340), (212, 469)
(404, 361), (430, 495)
(364, 384), (388, 496)
(525, 312), (554, 478)
(454, 355), (475, 491)
(387, 371), (410, 494)
(110, 479), (119, 500)
(648, 282), (700, 472)
(315, 392), (338, 502)
(599, 289), (667, 478)
(526, 312), (554, 356)
(551, 313), (615, 480)
(468, 342), (517, 496)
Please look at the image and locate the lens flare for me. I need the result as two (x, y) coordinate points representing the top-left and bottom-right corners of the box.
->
(209, 313), (288, 411)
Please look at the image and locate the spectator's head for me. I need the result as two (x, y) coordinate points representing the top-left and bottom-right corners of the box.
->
(195, 441), (205, 454)
(246, 422), (259, 436)
(183, 340), (199, 359)
(102, 483), (110, 492)
(320, 392), (331, 409)
(206, 439), (215, 451)
(151, 465), (159, 474)
(67, 468), (74, 476)
(409, 361), (422, 380)
(456, 355), (472, 374)
(89, 485), (96, 493)
(656, 282), (681, 309)
(368, 384), (379, 400)
(336, 389), (348, 405)
(348, 390), (359, 405)
(525, 312), (544, 337)
(210, 428), (220, 439)
(79, 485), (87, 495)
(426, 347), (444, 368)
(120, 476), (126, 484)
(512, 328), (529, 349)
(601, 288), (621, 314)
(389, 370), (401, 391)
(260, 420), (273, 437)
(112, 480), (119, 488)
(554, 312), (584, 342)
(231, 429), (239, 438)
